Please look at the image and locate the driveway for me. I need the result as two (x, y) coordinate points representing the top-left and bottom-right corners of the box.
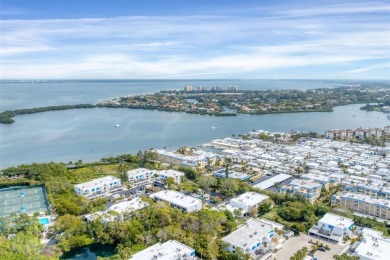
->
(274, 234), (348, 260)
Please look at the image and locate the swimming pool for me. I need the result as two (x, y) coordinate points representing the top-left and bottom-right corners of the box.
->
(39, 217), (50, 225)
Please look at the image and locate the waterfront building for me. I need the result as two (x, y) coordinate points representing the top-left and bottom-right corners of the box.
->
(184, 86), (193, 91)
(280, 179), (323, 203)
(325, 129), (354, 140)
(227, 86), (238, 91)
(325, 126), (388, 140)
(131, 240), (196, 259)
(221, 218), (284, 258)
(155, 149), (222, 170)
(149, 190), (202, 212)
(331, 192), (390, 220)
(308, 213), (354, 243)
(354, 228), (390, 260)
(384, 126), (390, 135)
(211, 86), (223, 91)
(197, 85), (207, 91)
(74, 176), (121, 197)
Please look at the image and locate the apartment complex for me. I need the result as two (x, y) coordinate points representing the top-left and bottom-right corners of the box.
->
(74, 176), (121, 197)
(332, 192), (390, 220)
(280, 179), (323, 203)
(127, 168), (158, 186)
(131, 240), (196, 259)
(325, 126), (387, 140)
(308, 213), (354, 243)
(221, 218), (284, 258)
(229, 192), (269, 216)
(149, 190), (202, 212)
(83, 197), (148, 223)
(184, 86), (193, 92)
(158, 169), (184, 184)
(354, 228), (390, 260)
(154, 149), (222, 170)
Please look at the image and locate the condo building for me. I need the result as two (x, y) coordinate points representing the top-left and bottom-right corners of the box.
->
(332, 192), (390, 220)
(280, 179), (323, 203)
(354, 228), (390, 260)
(74, 176), (121, 197)
(221, 218), (284, 258)
(149, 190), (202, 212)
(308, 213), (354, 243)
(131, 240), (196, 259)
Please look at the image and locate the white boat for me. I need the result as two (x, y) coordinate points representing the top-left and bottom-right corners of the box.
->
(115, 124), (120, 127)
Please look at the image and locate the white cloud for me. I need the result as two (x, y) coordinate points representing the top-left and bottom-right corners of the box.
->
(346, 63), (390, 74)
(0, 2), (389, 79)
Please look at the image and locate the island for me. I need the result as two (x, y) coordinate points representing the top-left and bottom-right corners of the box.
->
(1, 84), (390, 124)
(0, 104), (96, 124)
(97, 85), (390, 116)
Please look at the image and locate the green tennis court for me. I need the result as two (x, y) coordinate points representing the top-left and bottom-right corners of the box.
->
(0, 186), (50, 217)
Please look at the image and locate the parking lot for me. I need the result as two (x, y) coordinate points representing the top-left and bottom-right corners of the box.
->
(274, 234), (348, 260)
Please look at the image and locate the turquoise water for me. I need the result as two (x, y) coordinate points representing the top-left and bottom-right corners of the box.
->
(39, 217), (50, 225)
(0, 80), (388, 169)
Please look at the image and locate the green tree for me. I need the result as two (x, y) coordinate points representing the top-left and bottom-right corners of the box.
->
(165, 177), (176, 189)
(197, 176), (217, 190)
(117, 244), (133, 259)
(219, 179), (239, 196)
(179, 166), (200, 180)
(54, 214), (92, 252)
(258, 202), (272, 216)
(333, 253), (359, 260)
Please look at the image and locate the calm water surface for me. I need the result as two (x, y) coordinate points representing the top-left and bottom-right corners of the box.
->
(0, 103), (387, 169)
(0, 79), (344, 111)
(0, 80), (387, 168)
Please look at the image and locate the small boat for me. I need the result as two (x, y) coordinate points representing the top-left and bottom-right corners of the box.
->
(211, 126), (216, 129)
(115, 124), (120, 127)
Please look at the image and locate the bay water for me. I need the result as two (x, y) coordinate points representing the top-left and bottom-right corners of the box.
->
(0, 80), (387, 169)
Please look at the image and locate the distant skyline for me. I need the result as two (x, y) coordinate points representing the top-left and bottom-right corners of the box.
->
(0, 0), (389, 80)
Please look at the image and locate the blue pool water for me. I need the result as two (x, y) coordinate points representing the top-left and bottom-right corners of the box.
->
(39, 217), (50, 225)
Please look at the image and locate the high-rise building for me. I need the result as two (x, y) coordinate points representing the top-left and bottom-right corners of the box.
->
(184, 86), (193, 91)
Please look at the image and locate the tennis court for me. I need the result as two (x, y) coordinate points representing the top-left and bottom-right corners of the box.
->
(0, 186), (50, 217)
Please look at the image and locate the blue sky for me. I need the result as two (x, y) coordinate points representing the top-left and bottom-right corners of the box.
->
(1, 0), (389, 79)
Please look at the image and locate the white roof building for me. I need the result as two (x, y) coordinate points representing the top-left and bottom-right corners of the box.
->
(106, 197), (148, 214)
(150, 190), (202, 212)
(158, 169), (185, 183)
(155, 149), (220, 168)
(74, 176), (121, 197)
(229, 192), (268, 216)
(252, 174), (292, 190)
(84, 197), (148, 223)
(355, 228), (390, 260)
(222, 218), (284, 257)
(308, 213), (354, 243)
(131, 240), (196, 259)
(127, 168), (158, 181)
